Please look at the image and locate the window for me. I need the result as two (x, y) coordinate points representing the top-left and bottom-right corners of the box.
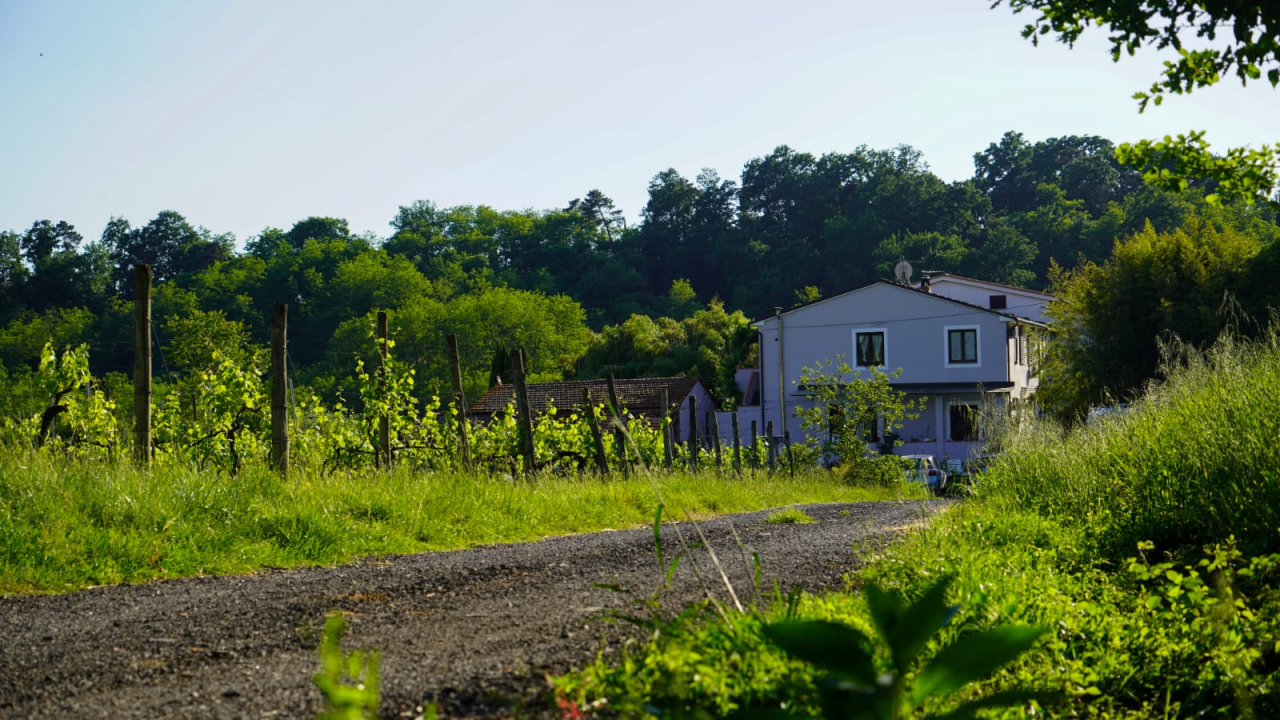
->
(947, 327), (979, 365)
(988, 294), (1007, 310)
(853, 329), (886, 367)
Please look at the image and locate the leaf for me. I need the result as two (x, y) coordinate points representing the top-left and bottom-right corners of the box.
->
(864, 584), (904, 646)
(889, 578), (956, 672)
(763, 620), (877, 685)
(930, 689), (1065, 719)
(912, 625), (1047, 703)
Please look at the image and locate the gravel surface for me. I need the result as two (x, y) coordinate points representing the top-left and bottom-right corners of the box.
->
(0, 500), (947, 718)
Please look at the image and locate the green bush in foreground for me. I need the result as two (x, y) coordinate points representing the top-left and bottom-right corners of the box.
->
(556, 331), (1280, 717)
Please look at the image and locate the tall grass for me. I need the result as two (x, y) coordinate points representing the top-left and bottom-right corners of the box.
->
(556, 330), (1280, 717)
(984, 330), (1280, 558)
(0, 454), (922, 594)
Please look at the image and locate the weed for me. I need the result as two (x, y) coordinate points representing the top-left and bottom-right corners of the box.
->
(313, 613), (380, 720)
(765, 508), (815, 525)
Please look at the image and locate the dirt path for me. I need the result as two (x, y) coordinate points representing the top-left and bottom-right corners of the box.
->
(0, 500), (946, 718)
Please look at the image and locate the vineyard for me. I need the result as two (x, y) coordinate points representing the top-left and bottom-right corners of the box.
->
(0, 335), (779, 478)
(0, 265), (789, 479)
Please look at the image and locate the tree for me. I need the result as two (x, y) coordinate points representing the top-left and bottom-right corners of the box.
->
(792, 356), (920, 484)
(995, 0), (1280, 205)
(1037, 216), (1262, 421)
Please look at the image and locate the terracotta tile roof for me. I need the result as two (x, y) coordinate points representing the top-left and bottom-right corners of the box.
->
(467, 376), (702, 420)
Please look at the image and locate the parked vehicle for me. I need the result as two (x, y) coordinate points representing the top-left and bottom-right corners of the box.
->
(902, 454), (947, 493)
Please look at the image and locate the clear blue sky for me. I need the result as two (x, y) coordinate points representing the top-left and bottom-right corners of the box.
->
(1, 0), (1276, 245)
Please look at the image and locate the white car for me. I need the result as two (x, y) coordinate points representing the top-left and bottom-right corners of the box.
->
(902, 454), (947, 493)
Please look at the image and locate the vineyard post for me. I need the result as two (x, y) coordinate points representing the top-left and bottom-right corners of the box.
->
(750, 420), (758, 470)
(670, 410), (681, 466)
(766, 421), (776, 473)
(709, 411), (723, 469)
(687, 394), (698, 471)
(446, 333), (472, 470)
(658, 388), (673, 469)
(512, 348), (536, 474)
(605, 373), (629, 477)
(731, 412), (742, 476)
(784, 430), (796, 478)
(270, 303), (289, 475)
(377, 311), (391, 469)
(133, 264), (152, 465)
(583, 387), (609, 474)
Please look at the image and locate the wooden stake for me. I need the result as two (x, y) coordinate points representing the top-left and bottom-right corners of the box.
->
(750, 420), (758, 469)
(270, 303), (288, 475)
(687, 394), (698, 471)
(658, 388), (673, 469)
(766, 420), (776, 472)
(512, 348), (536, 474)
(605, 373), (629, 476)
(583, 388), (609, 474)
(377, 311), (391, 469)
(133, 264), (151, 465)
(709, 411), (723, 469)
(732, 412), (742, 476)
(446, 333), (472, 470)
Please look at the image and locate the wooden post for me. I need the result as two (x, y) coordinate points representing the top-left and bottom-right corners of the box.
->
(750, 420), (758, 469)
(731, 412), (742, 475)
(785, 430), (796, 478)
(658, 388), (673, 469)
(766, 420), (776, 472)
(512, 348), (536, 474)
(709, 411), (723, 469)
(133, 264), (152, 465)
(446, 333), (472, 471)
(270, 303), (289, 475)
(605, 373), (629, 476)
(583, 388), (609, 474)
(376, 311), (391, 469)
(671, 411), (681, 467)
(687, 394), (698, 471)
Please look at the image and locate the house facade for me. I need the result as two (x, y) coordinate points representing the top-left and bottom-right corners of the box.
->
(749, 280), (1047, 464)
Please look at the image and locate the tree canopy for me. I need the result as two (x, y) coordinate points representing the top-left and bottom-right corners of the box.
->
(995, 0), (1280, 206)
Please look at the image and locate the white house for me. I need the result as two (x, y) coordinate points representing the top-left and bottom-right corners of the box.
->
(747, 279), (1050, 464)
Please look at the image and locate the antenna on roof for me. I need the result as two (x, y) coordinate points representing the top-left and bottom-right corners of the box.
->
(894, 258), (913, 285)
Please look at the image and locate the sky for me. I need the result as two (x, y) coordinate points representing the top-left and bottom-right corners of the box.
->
(1, 0), (1277, 246)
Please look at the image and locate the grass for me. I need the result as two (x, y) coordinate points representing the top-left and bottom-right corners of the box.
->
(0, 454), (925, 595)
(764, 507), (815, 524)
(554, 330), (1280, 718)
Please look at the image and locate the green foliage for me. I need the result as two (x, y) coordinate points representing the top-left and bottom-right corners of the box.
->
(9, 343), (119, 455)
(995, 0), (1280, 206)
(763, 578), (1053, 719)
(1038, 216), (1265, 421)
(764, 508), (815, 525)
(313, 612), (381, 720)
(791, 356), (920, 481)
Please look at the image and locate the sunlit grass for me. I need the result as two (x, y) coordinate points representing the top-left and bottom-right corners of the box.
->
(0, 452), (924, 594)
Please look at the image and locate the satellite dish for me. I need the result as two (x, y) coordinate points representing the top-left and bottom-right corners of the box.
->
(894, 259), (913, 284)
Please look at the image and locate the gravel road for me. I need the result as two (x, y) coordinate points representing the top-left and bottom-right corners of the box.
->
(0, 500), (946, 718)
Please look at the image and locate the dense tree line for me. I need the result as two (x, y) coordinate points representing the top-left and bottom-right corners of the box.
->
(2, 131), (1278, 415)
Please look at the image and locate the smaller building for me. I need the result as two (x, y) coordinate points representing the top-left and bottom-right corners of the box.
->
(467, 377), (715, 442)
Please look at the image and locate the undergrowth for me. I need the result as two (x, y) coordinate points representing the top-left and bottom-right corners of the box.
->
(555, 331), (1280, 717)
